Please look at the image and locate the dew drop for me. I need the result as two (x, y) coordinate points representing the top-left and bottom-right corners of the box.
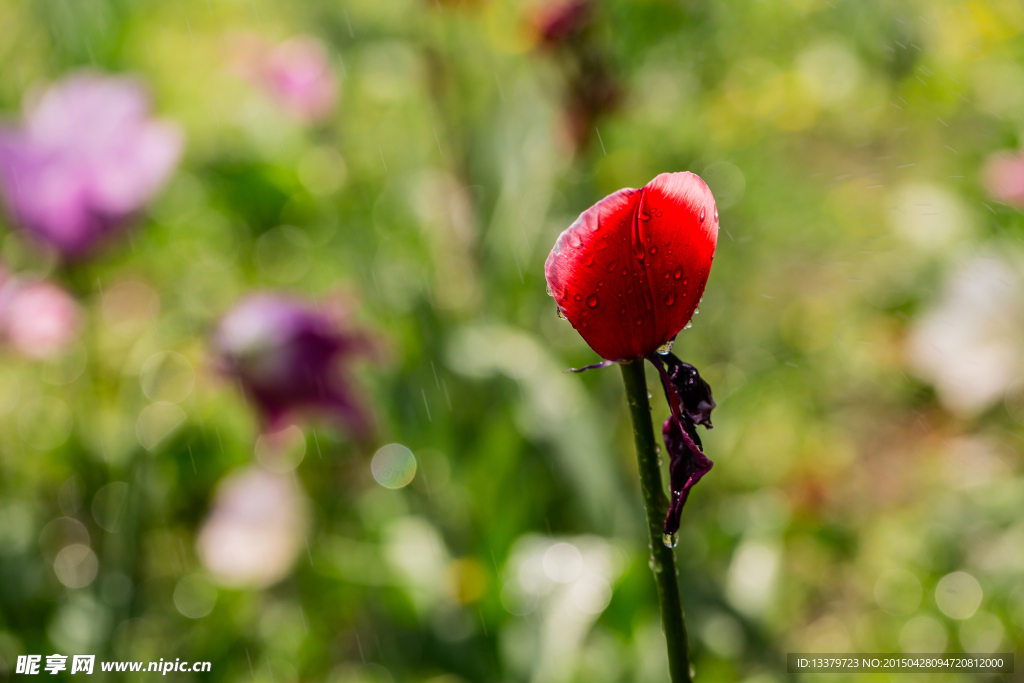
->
(648, 555), (663, 573)
(635, 319), (642, 326)
(606, 261), (618, 273)
(586, 294), (599, 308)
(583, 252), (595, 266)
(685, 322), (692, 329)
(619, 308), (626, 315)
(673, 267), (683, 280)
(546, 285), (553, 297)
(622, 269), (628, 276)
(597, 281), (604, 288)
(568, 232), (582, 248)
(574, 294), (582, 301)
(664, 273), (670, 279)
(714, 208), (718, 222)
(661, 533), (678, 549)
(699, 208), (706, 223)
(656, 339), (674, 355)
(556, 308), (567, 320)
(683, 277), (688, 286)
(650, 246), (657, 255)
(664, 292), (676, 307)
(640, 210), (651, 221)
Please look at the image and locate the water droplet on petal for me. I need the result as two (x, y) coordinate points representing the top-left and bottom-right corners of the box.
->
(683, 277), (688, 285)
(685, 321), (692, 329)
(568, 232), (582, 248)
(556, 308), (567, 320)
(586, 294), (599, 308)
(574, 294), (582, 301)
(661, 533), (678, 548)
(699, 208), (706, 223)
(650, 246), (657, 255)
(635, 319), (642, 326)
(583, 252), (595, 266)
(546, 285), (553, 297)
(606, 261), (618, 273)
(619, 308), (626, 315)
(656, 339), (674, 355)
(648, 555), (663, 573)
(664, 292), (676, 306)
(673, 267), (683, 280)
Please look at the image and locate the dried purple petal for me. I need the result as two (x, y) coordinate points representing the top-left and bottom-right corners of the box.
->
(649, 352), (716, 534)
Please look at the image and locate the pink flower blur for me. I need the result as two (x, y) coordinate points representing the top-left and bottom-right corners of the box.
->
(0, 72), (184, 259)
(2, 280), (80, 359)
(982, 152), (1024, 207)
(196, 466), (309, 588)
(230, 34), (338, 123)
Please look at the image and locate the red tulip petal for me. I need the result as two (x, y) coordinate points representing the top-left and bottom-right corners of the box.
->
(545, 172), (718, 360)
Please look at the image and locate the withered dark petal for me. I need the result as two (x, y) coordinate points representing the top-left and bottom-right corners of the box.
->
(648, 352), (716, 534)
(662, 415), (713, 535)
(660, 353), (715, 428)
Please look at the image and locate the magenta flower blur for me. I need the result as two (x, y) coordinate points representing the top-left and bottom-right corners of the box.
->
(0, 72), (183, 259)
(213, 294), (373, 435)
(229, 34), (337, 123)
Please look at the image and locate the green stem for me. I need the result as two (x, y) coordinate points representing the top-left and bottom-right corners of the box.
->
(620, 359), (692, 683)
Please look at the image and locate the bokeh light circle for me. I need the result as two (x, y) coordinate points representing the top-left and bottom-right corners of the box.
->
(935, 571), (983, 620)
(173, 574), (217, 619)
(54, 544), (99, 588)
(371, 444), (417, 489)
(874, 568), (922, 616)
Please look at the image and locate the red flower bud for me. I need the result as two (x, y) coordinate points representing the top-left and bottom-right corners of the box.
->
(544, 172), (718, 360)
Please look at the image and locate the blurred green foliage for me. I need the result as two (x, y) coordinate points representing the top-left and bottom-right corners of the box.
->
(1, 0), (1023, 681)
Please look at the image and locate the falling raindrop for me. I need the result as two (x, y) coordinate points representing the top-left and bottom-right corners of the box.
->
(656, 339), (674, 355)
(661, 533), (678, 548)
(586, 294), (599, 308)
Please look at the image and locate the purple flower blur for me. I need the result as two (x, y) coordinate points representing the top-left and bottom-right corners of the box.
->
(0, 72), (183, 260)
(213, 293), (373, 436)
